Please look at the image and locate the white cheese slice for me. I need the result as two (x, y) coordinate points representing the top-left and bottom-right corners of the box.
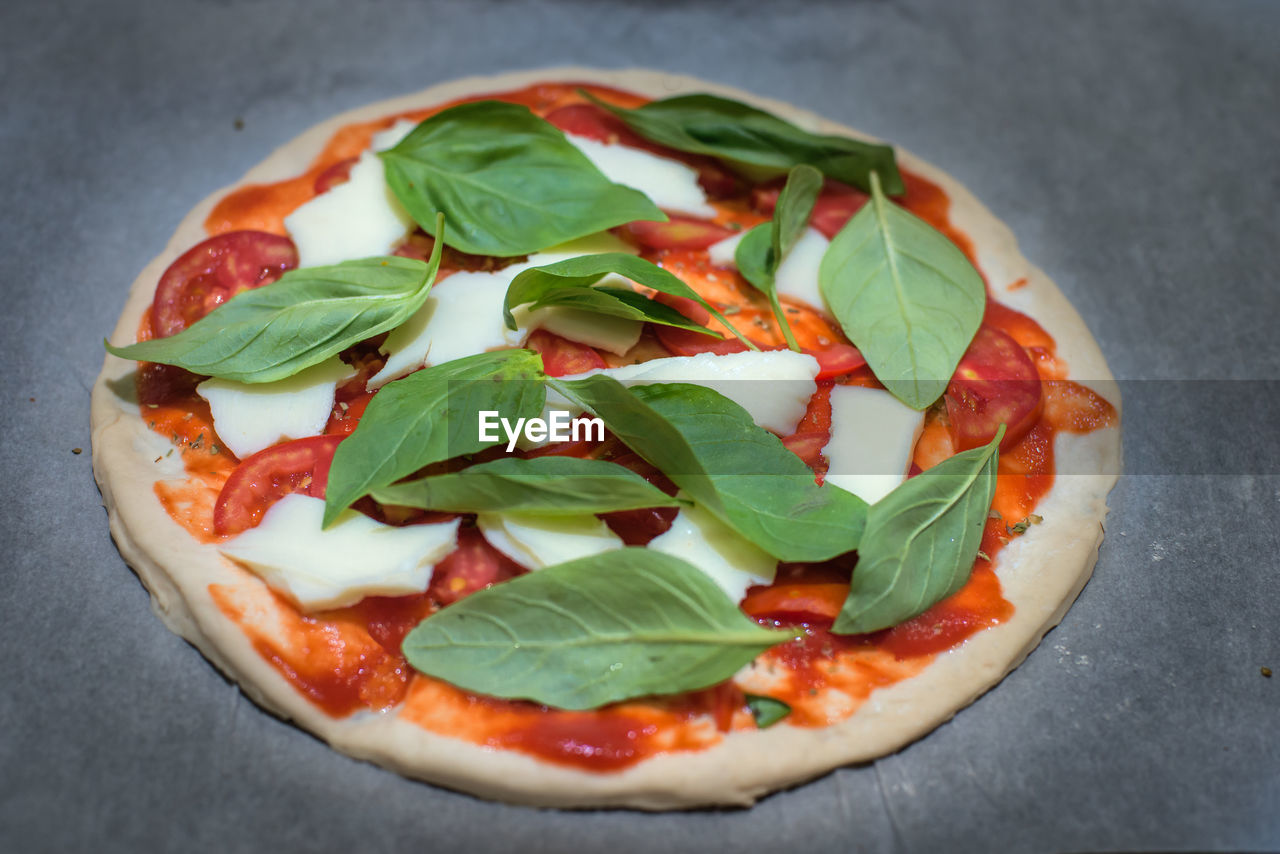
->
(196, 357), (353, 460)
(220, 494), (460, 611)
(708, 227), (829, 312)
(283, 123), (417, 268)
(556, 350), (820, 435)
(647, 502), (776, 601)
(565, 133), (716, 218)
(367, 232), (641, 389)
(822, 385), (926, 504)
(476, 513), (623, 570)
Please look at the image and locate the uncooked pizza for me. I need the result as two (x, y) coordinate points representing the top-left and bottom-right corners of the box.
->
(91, 68), (1121, 809)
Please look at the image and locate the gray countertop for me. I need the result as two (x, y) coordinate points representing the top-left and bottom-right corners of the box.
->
(2, 1), (1277, 851)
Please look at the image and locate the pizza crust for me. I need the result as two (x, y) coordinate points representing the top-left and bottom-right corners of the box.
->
(91, 67), (1122, 809)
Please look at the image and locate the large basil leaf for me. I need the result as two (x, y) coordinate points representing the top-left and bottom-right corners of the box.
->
(550, 375), (866, 561)
(735, 164), (823, 352)
(106, 232), (444, 384)
(504, 252), (754, 347)
(818, 172), (985, 410)
(322, 350), (546, 526)
(401, 548), (793, 710)
(371, 456), (680, 516)
(585, 92), (903, 195)
(832, 426), (1004, 635)
(380, 101), (665, 257)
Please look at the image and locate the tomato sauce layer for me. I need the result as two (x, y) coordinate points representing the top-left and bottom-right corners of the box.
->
(134, 82), (1117, 772)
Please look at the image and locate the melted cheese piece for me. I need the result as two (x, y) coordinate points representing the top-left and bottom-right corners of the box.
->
(220, 494), (460, 610)
(283, 120), (418, 268)
(557, 350), (820, 435)
(565, 134), (715, 218)
(647, 501), (776, 601)
(822, 385), (926, 504)
(476, 513), (623, 570)
(196, 357), (352, 459)
(707, 227), (830, 311)
(367, 232), (641, 389)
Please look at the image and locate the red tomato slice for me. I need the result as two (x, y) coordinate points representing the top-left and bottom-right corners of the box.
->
(430, 527), (525, 606)
(313, 156), (358, 194)
(944, 324), (1044, 451)
(152, 231), (298, 338)
(524, 329), (607, 376)
(213, 435), (343, 536)
(325, 390), (373, 437)
(741, 583), (850, 623)
(805, 342), (866, 380)
(620, 218), (736, 251)
(752, 178), (869, 238)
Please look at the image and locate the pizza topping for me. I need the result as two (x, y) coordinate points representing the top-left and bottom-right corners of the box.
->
(195, 356), (353, 459)
(212, 434), (343, 536)
(819, 172), (986, 410)
(380, 101), (665, 257)
(619, 217), (736, 251)
(944, 324), (1044, 451)
(832, 427), (1003, 634)
(220, 493), (460, 610)
(151, 231), (298, 338)
(401, 548), (794, 709)
(522, 329), (607, 377)
(753, 176), (870, 239)
(476, 512), (623, 570)
(821, 384), (926, 504)
(428, 526), (525, 606)
(283, 121), (418, 267)
(109, 244), (443, 384)
(646, 501), (777, 600)
(564, 132), (716, 218)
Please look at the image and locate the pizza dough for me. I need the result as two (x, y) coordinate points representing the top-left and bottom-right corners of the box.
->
(90, 67), (1122, 809)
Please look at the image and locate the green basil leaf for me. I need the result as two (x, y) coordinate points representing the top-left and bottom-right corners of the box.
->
(818, 172), (986, 410)
(832, 426), (1004, 635)
(401, 548), (794, 710)
(504, 252), (754, 348)
(549, 375), (866, 562)
(744, 693), (792, 728)
(105, 228), (445, 384)
(370, 456), (681, 516)
(322, 350), (546, 527)
(380, 101), (665, 257)
(585, 92), (903, 195)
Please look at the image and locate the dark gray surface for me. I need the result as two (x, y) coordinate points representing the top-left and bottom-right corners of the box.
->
(2, 0), (1277, 851)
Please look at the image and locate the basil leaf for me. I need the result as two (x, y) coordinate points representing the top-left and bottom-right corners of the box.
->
(504, 252), (754, 348)
(401, 548), (794, 710)
(371, 456), (681, 516)
(380, 101), (665, 257)
(322, 350), (546, 527)
(105, 229), (445, 384)
(585, 92), (903, 195)
(744, 693), (791, 728)
(818, 172), (986, 410)
(735, 165), (822, 352)
(549, 375), (866, 562)
(832, 426), (1004, 635)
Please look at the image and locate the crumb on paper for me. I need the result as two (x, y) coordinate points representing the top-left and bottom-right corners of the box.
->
(72, 448), (82, 455)
(1263, 667), (1273, 678)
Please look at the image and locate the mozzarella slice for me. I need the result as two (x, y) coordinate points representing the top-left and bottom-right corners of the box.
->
(647, 502), (776, 601)
(565, 134), (716, 218)
(220, 494), (460, 611)
(476, 513), (623, 570)
(368, 232), (641, 389)
(707, 231), (745, 267)
(196, 357), (352, 459)
(557, 350), (820, 435)
(708, 227), (830, 312)
(822, 385), (926, 504)
(283, 124), (417, 268)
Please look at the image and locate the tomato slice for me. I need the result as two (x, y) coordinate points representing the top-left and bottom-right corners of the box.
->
(213, 435), (343, 536)
(944, 324), (1043, 451)
(524, 329), (607, 376)
(620, 218), (736, 251)
(752, 178), (869, 239)
(740, 583), (850, 623)
(313, 156), (357, 194)
(806, 342), (865, 380)
(430, 527), (525, 606)
(151, 231), (297, 338)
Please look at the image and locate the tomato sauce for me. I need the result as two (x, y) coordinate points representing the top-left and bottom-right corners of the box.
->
(135, 82), (1117, 771)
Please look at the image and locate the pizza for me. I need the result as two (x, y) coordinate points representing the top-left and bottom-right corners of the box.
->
(91, 68), (1121, 809)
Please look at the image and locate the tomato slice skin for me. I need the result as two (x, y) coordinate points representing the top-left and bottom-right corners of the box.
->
(151, 231), (298, 338)
(524, 329), (607, 377)
(944, 324), (1044, 451)
(741, 583), (850, 623)
(806, 342), (866, 380)
(752, 178), (869, 239)
(619, 218), (736, 251)
(213, 435), (344, 536)
(429, 527), (525, 606)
